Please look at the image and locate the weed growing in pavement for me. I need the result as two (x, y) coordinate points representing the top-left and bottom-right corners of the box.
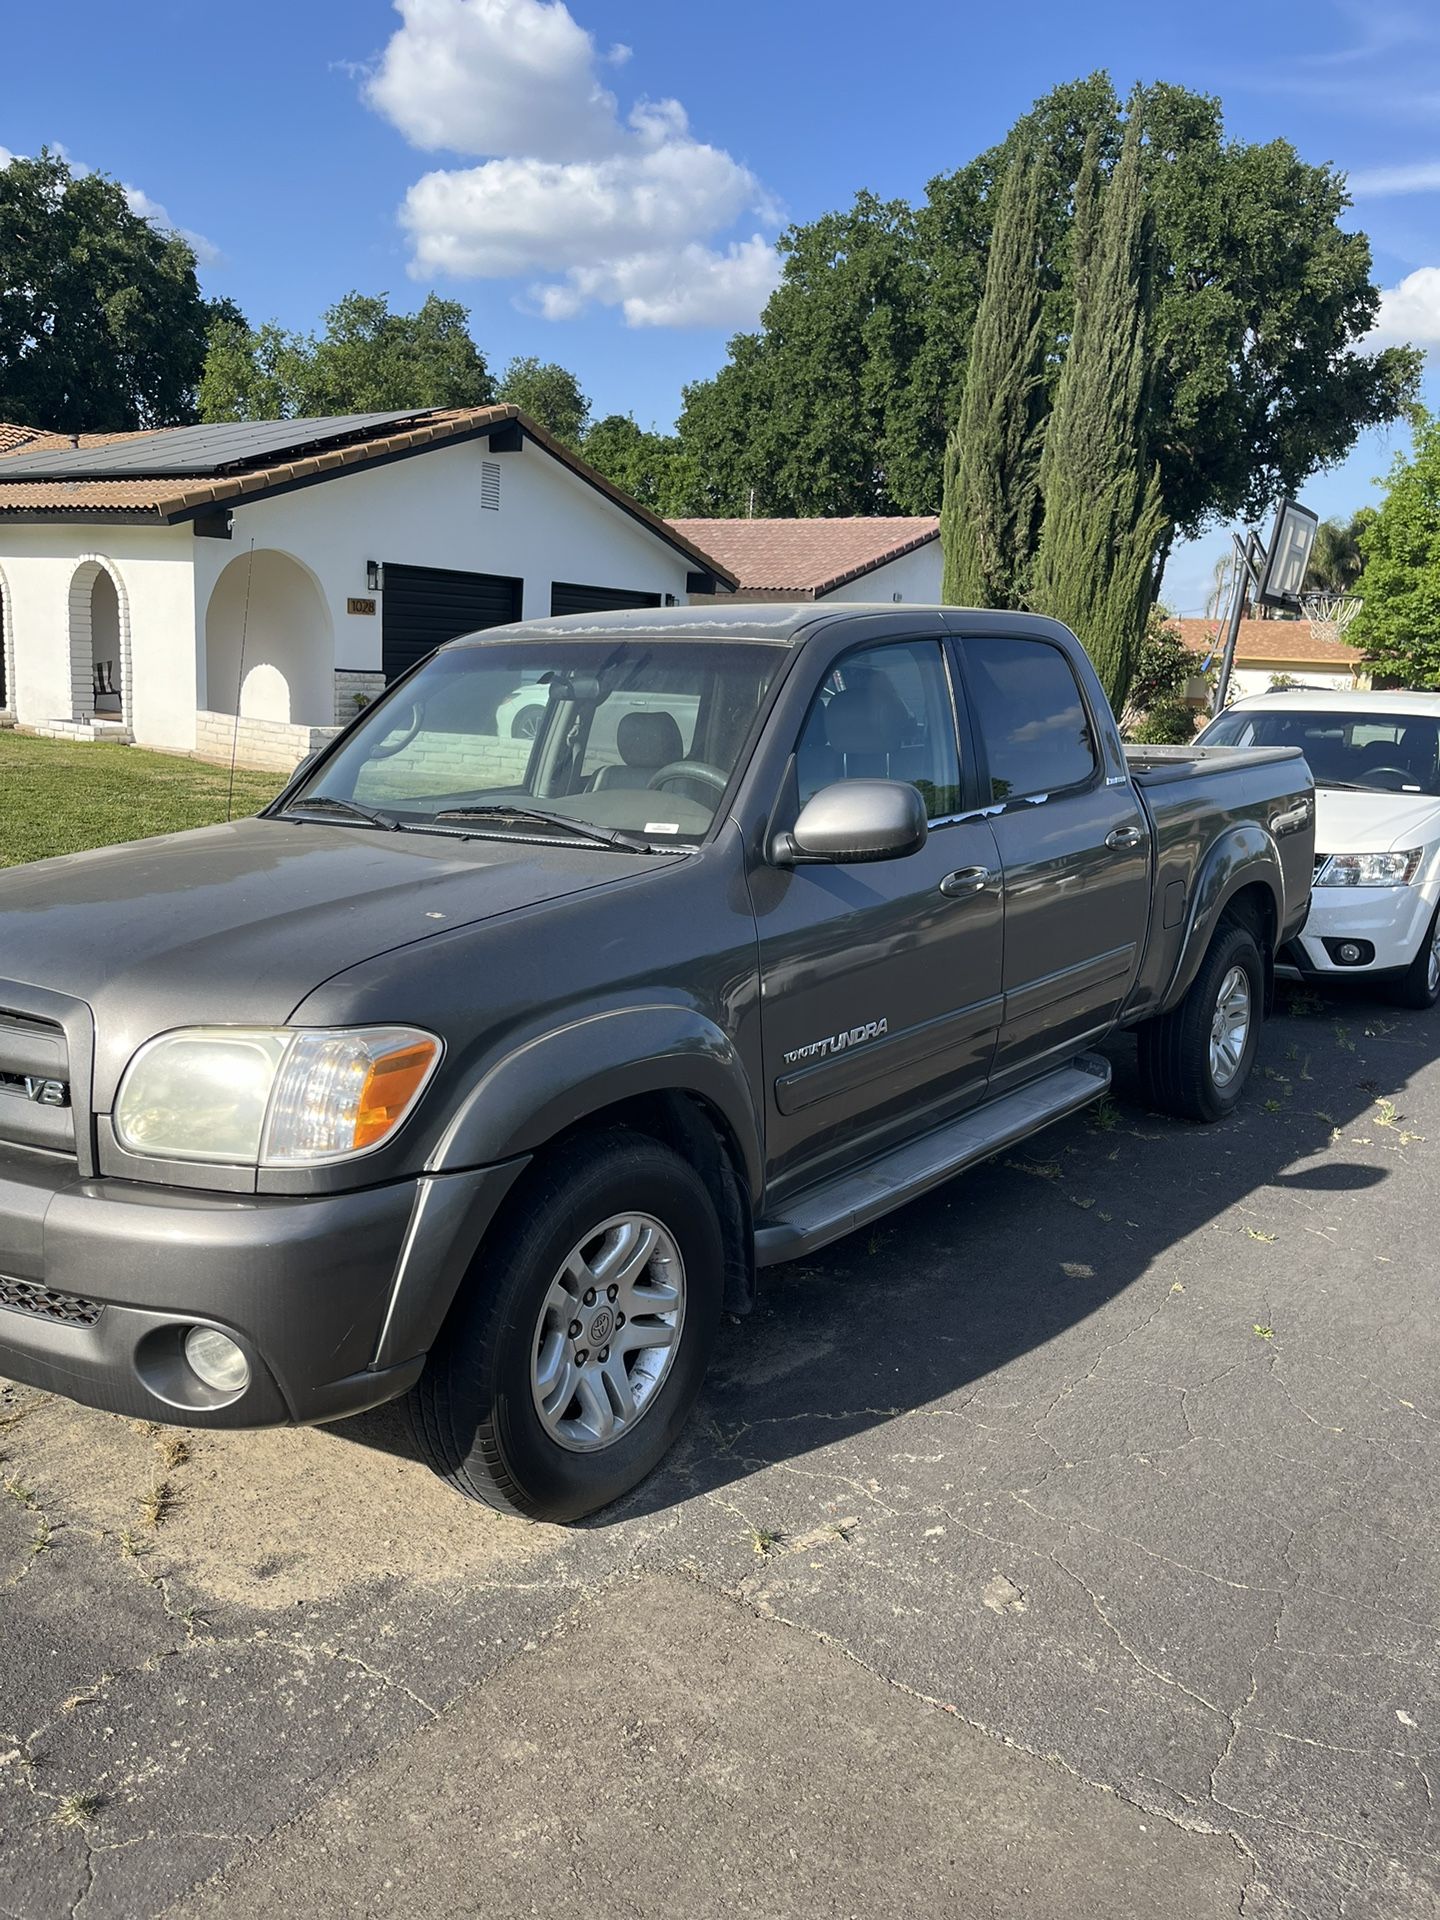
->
(50, 1795), (100, 1829)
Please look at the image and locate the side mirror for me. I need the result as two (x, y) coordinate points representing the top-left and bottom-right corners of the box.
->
(291, 750), (321, 782)
(772, 779), (928, 866)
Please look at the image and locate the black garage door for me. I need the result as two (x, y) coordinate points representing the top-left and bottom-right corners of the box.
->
(381, 562), (523, 682)
(549, 582), (664, 617)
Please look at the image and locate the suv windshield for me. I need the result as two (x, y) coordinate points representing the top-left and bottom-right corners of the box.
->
(1200, 707), (1440, 797)
(289, 636), (786, 844)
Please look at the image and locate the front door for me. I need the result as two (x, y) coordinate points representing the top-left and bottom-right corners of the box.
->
(955, 632), (1151, 1090)
(749, 637), (1005, 1202)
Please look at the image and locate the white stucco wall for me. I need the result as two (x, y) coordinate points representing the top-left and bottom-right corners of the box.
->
(0, 522), (199, 749)
(821, 542), (943, 605)
(1227, 664), (1369, 701)
(192, 435), (696, 683)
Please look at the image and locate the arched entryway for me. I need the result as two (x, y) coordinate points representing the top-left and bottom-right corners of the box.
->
(204, 549), (333, 725)
(66, 556), (131, 727)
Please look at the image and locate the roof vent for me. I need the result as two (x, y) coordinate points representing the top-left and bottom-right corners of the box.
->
(480, 460), (501, 512)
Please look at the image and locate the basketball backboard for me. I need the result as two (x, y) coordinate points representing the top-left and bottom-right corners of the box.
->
(1255, 499), (1319, 610)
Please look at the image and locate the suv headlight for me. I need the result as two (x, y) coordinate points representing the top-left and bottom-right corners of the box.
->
(114, 1026), (442, 1167)
(1315, 850), (1424, 888)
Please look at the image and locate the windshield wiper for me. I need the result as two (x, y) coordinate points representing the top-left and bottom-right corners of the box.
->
(430, 805), (663, 851)
(1313, 780), (1366, 792)
(279, 794), (400, 829)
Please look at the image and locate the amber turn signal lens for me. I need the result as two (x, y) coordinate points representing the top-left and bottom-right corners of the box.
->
(353, 1040), (441, 1150)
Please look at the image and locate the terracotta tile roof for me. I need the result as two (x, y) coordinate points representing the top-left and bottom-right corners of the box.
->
(667, 516), (939, 596)
(0, 406), (736, 584)
(1173, 616), (1365, 669)
(0, 424), (158, 459)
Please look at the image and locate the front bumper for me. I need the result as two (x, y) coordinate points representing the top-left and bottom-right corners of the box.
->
(0, 1146), (523, 1428)
(1283, 880), (1439, 978)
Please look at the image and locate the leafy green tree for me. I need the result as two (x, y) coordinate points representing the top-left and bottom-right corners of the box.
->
(0, 149), (211, 431)
(1030, 115), (1167, 710)
(1349, 417), (1440, 686)
(1123, 605), (1204, 742)
(676, 193), (926, 515)
(497, 356), (590, 445)
(198, 291), (494, 421)
(580, 414), (695, 513)
(675, 76), (1420, 555)
(940, 152), (1048, 606)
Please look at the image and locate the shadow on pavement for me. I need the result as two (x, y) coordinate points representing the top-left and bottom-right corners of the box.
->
(334, 981), (1415, 1522)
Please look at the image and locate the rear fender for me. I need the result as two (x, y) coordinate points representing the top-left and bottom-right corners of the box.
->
(428, 1004), (764, 1199)
(1164, 825), (1283, 1008)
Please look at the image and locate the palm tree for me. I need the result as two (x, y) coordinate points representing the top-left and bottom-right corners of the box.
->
(1305, 511), (1372, 596)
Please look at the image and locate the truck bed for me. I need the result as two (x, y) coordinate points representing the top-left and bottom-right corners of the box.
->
(1120, 741), (1314, 1024)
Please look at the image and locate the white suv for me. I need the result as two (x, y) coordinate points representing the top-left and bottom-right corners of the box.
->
(1199, 689), (1440, 1008)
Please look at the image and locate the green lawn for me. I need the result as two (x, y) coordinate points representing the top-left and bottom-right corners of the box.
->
(0, 732), (285, 868)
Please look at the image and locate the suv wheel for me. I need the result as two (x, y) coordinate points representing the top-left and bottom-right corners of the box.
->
(1137, 920), (1264, 1123)
(1389, 903), (1440, 1010)
(409, 1130), (723, 1522)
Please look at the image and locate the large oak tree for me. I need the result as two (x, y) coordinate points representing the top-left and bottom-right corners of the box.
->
(0, 150), (211, 431)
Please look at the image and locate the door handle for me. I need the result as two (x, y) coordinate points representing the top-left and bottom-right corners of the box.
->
(940, 866), (992, 898)
(1105, 824), (1145, 850)
(1270, 801), (1311, 836)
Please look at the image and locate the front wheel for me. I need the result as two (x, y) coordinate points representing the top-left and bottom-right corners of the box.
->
(1389, 902), (1440, 1010)
(1136, 920), (1264, 1123)
(408, 1130), (723, 1522)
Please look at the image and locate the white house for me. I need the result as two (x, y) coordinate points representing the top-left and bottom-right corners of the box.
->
(0, 407), (734, 769)
(669, 516), (941, 605)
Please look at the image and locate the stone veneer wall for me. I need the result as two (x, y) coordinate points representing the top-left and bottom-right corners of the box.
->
(333, 669), (387, 726)
(195, 710), (340, 774)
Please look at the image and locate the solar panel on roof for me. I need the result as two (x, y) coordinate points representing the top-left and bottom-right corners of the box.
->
(0, 412), (432, 479)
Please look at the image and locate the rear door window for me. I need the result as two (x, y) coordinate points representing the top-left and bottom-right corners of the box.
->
(962, 636), (1099, 802)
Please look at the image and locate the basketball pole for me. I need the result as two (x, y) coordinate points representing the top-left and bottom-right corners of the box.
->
(1211, 531), (1265, 716)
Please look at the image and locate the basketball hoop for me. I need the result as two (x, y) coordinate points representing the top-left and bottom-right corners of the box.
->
(1303, 592), (1363, 647)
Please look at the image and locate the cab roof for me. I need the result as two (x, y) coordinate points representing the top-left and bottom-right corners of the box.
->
(447, 603), (1075, 650)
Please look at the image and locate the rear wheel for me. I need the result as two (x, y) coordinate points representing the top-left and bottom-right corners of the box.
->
(1137, 921), (1264, 1123)
(408, 1130), (723, 1522)
(1389, 902), (1440, 1010)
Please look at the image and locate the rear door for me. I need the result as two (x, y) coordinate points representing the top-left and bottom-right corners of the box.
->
(751, 636), (1004, 1200)
(955, 632), (1150, 1091)
(381, 563), (522, 683)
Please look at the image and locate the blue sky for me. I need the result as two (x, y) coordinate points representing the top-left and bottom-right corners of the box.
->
(4, 0), (1439, 612)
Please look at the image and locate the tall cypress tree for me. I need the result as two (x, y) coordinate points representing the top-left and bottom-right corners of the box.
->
(940, 154), (1048, 607)
(1028, 112), (1168, 711)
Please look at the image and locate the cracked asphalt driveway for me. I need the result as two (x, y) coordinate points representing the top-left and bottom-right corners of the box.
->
(2, 981), (1437, 1919)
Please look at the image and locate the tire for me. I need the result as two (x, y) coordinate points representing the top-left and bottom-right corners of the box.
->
(408, 1129), (724, 1522)
(1389, 902), (1440, 1010)
(510, 705), (542, 740)
(1136, 920), (1265, 1123)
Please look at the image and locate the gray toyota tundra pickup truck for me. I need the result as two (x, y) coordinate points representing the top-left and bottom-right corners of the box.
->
(0, 606), (1313, 1520)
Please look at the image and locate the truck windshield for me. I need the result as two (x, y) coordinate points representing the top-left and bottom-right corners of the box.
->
(1200, 708), (1440, 797)
(288, 636), (787, 844)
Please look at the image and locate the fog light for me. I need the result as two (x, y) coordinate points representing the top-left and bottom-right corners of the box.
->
(1337, 942), (1364, 964)
(183, 1325), (250, 1395)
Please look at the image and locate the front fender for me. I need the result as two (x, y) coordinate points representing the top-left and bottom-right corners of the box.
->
(428, 1003), (764, 1198)
(1165, 824), (1284, 1008)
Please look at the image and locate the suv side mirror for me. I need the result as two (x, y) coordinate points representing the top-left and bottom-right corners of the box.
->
(772, 779), (928, 866)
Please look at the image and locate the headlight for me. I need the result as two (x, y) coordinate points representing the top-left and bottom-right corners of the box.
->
(114, 1026), (442, 1167)
(1315, 849), (1425, 888)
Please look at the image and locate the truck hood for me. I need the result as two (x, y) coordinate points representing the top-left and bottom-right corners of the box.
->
(0, 817), (667, 1035)
(1313, 787), (1440, 855)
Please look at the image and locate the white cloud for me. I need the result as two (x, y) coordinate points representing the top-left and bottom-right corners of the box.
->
(1369, 266), (1440, 347)
(366, 0), (781, 329)
(365, 0), (621, 162)
(1348, 160), (1440, 197)
(535, 236), (782, 329)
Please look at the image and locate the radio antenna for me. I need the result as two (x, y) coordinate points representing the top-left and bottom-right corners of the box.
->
(226, 538), (256, 823)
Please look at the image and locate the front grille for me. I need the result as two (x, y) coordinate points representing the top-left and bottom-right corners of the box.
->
(0, 1272), (102, 1327)
(0, 1007), (75, 1157)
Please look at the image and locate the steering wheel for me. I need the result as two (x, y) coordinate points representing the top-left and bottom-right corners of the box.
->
(647, 760), (728, 798)
(366, 698), (423, 760)
(1358, 764), (1415, 790)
